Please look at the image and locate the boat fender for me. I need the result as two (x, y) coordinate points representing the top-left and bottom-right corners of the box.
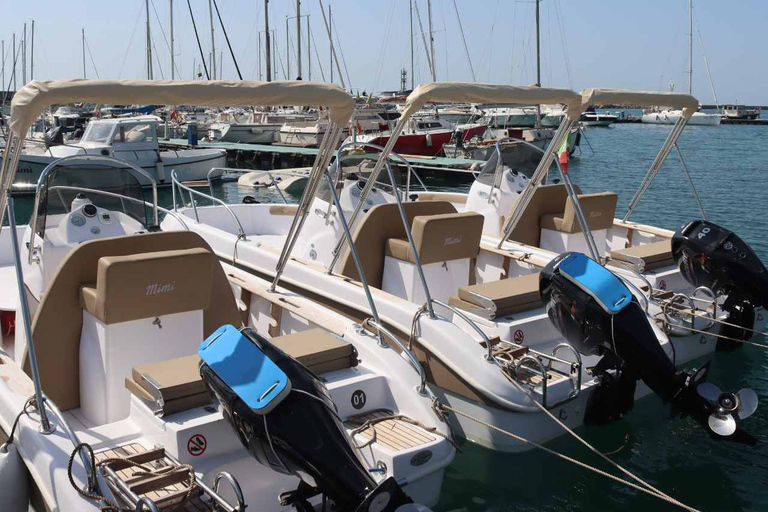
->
(0, 442), (30, 512)
(425, 133), (432, 147)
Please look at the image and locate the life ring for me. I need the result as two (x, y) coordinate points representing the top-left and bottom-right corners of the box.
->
(170, 109), (182, 123)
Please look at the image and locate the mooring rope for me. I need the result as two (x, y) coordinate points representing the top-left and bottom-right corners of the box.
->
(654, 313), (768, 349)
(497, 369), (697, 510)
(433, 399), (700, 512)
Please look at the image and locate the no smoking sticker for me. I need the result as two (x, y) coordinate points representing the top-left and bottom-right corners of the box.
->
(187, 434), (207, 456)
(659, 279), (667, 290)
(514, 329), (525, 343)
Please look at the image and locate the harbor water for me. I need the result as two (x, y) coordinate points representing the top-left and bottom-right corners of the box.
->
(7, 119), (768, 511)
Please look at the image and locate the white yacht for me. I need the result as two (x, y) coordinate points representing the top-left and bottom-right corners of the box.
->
(17, 115), (227, 192)
(0, 79), (453, 512)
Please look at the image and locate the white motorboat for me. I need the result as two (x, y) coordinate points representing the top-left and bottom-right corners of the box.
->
(0, 79), (453, 511)
(164, 83), (760, 454)
(642, 109), (721, 126)
(17, 115), (227, 192)
(580, 108), (617, 127)
(481, 106), (540, 128)
(236, 167), (312, 195)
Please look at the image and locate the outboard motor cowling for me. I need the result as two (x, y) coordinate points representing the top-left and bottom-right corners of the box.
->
(540, 252), (758, 444)
(673, 220), (768, 348)
(199, 325), (414, 512)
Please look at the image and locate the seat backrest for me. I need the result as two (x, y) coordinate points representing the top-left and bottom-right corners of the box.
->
(506, 183), (581, 247)
(339, 201), (457, 288)
(81, 248), (213, 324)
(389, 212), (484, 264)
(24, 231), (241, 412)
(559, 192), (618, 232)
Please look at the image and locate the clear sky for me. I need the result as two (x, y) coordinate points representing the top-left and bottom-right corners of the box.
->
(1, 0), (766, 104)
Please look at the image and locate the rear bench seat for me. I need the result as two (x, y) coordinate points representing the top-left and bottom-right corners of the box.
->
(126, 328), (357, 416)
(449, 273), (542, 320)
(609, 239), (674, 271)
(269, 328), (358, 374)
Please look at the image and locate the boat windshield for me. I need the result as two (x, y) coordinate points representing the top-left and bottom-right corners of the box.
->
(34, 162), (150, 239)
(474, 139), (546, 186)
(82, 122), (114, 143)
(315, 146), (404, 203)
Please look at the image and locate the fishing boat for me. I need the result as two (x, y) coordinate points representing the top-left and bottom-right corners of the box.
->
(165, 82), (760, 453)
(0, 79), (453, 511)
(17, 114), (227, 193)
(722, 104), (761, 120)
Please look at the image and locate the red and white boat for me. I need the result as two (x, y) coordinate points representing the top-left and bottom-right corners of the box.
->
(343, 117), (487, 156)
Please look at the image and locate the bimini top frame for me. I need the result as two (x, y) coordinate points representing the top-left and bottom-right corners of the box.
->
(328, 82), (586, 271)
(0, 79), (355, 221)
(579, 88), (702, 221)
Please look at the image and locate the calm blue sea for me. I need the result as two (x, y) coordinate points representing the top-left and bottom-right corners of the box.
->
(434, 119), (768, 512)
(6, 115), (768, 511)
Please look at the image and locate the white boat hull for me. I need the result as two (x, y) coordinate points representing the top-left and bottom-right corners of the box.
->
(642, 110), (721, 126)
(208, 122), (281, 144)
(14, 149), (227, 192)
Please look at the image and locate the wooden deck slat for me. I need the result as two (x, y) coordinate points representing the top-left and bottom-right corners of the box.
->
(347, 411), (436, 451)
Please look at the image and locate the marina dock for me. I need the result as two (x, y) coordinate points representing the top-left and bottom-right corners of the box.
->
(159, 138), (485, 173)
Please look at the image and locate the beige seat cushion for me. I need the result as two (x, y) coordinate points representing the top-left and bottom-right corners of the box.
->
(454, 273), (542, 319)
(125, 354), (211, 416)
(339, 201), (458, 288)
(25, 231), (241, 412)
(270, 328), (357, 374)
(610, 240), (674, 271)
(384, 212), (484, 265)
(540, 192), (618, 233)
(504, 184), (581, 247)
(79, 248), (213, 324)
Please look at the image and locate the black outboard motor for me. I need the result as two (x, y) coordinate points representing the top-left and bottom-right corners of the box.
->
(198, 325), (413, 512)
(672, 220), (768, 349)
(540, 252), (758, 444)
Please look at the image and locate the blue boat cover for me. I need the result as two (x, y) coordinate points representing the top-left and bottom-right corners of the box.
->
(558, 253), (632, 315)
(199, 325), (291, 414)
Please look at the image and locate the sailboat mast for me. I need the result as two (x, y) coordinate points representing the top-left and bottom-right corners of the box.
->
(297, 0), (302, 79)
(535, 0), (541, 87)
(534, 0), (541, 126)
(329, 5), (333, 83)
(22, 23), (26, 85)
(30, 20), (34, 81)
(410, 0), (414, 89)
(265, 0), (272, 81)
(209, 0), (216, 80)
(427, 0), (436, 81)
(82, 28), (86, 79)
(146, 0), (153, 79)
(170, 0), (175, 79)
(307, 15), (311, 80)
(688, 0), (693, 95)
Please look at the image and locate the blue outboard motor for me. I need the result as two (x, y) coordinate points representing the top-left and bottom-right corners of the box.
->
(198, 325), (414, 512)
(673, 220), (768, 349)
(540, 252), (758, 444)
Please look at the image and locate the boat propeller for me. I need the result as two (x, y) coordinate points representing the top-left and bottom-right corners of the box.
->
(697, 382), (759, 437)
